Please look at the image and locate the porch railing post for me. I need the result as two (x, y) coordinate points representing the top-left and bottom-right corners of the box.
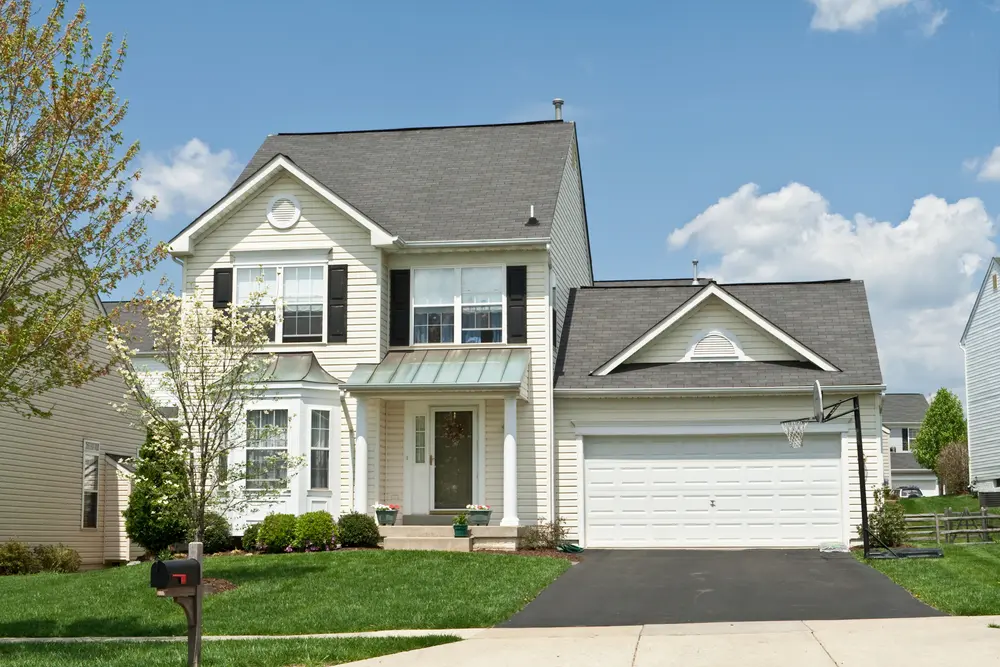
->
(501, 396), (519, 527)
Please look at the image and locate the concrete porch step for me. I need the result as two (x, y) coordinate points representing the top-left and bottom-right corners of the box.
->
(380, 526), (455, 538)
(382, 536), (472, 552)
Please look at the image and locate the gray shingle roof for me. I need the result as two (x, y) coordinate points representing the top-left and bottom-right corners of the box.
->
(883, 393), (929, 425)
(891, 452), (933, 472)
(232, 121), (576, 242)
(104, 300), (155, 353)
(555, 280), (882, 390)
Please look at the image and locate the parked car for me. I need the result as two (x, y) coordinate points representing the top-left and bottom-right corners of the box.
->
(896, 486), (923, 499)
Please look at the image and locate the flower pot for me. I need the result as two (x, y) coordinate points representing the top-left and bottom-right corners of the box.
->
(376, 510), (398, 526)
(453, 524), (469, 537)
(467, 509), (492, 526)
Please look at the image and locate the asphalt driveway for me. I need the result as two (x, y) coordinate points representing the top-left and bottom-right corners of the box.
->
(503, 549), (942, 627)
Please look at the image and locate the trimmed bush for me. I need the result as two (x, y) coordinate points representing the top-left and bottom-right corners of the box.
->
(197, 512), (232, 554)
(336, 512), (381, 548)
(0, 540), (40, 575)
(860, 486), (907, 548)
(241, 523), (261, 551)
(32, 544), (82, 573)
(295, 511), (335, 551)
(257, 513), (297, 553)
(124, 425), (191, 555)
(519, 517), (568, 550)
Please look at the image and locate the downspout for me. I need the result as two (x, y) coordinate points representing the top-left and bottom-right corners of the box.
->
(340, 388), (356, 511)
(545, 247), (556, 522)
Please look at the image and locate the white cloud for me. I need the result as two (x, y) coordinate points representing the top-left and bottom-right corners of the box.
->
(967, 146), (1000, 182)
(668, 182), (995, 392)
(134, 139), (241, 220)
(808, 0), (946, 33)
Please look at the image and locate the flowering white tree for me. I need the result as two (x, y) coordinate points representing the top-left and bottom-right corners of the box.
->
(109, 288), (296, 541)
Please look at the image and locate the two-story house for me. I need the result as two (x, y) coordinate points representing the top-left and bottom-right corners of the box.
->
(962, 257), (1000, 493)
(161, 105), (885, 550)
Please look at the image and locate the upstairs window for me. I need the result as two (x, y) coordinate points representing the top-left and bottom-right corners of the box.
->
(412, 267), (504, 344)
(234, 264), (325, 343)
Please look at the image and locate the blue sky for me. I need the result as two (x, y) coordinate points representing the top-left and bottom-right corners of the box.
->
(89, 0), (1000, 396)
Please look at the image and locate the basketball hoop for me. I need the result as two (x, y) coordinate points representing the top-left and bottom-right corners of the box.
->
(781, 418), (810, 449)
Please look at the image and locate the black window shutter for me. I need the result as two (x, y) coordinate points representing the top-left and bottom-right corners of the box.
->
(389, 269), (410, 347)
(507, 266), (527, 344)
(213, 268), (233, 310)
(327, 265), (348, 343)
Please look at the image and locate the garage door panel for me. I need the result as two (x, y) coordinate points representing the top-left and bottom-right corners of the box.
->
(584, 435), (844, 548)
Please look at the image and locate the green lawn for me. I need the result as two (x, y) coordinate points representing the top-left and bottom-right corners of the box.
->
(0, 636), (459, 667)
(899, 495), (993, 515)
(861, 544), (1000, 615)
(0, 550), (569, 637)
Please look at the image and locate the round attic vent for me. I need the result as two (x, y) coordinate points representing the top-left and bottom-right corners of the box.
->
(267, 195), (301, 229)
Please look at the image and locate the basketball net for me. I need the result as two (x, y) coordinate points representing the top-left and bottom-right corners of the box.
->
(781, 419), (809, 449)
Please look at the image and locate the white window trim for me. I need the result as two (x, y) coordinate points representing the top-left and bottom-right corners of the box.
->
(245, 408), (291, 490)
(309, 409), (331, 490)
(409, 265), (507, 346)
(81, 440), (101, 529)
(233, 259), (328, 344)
(681, 328), (751, 362)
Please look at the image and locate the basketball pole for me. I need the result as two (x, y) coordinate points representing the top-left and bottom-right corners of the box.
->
(852, 396), (871, 559)
(820, 394), (871, 559)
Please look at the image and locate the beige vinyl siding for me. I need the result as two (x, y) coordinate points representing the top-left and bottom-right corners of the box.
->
(0, 308), (141, 566)
(387, 250), (552, 522)
(103, 460), (142, 562)
(632, 297), (802, 364)
(184, 175), (384, 514)
(554, 392), (883, 542)
(380, 400), (405, 506)
(549, 139), (592, 361)
(964, 261), (1000, 486)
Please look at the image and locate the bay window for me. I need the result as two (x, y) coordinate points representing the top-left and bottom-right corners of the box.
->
(310, 410), (330, 489)
(412, 267), (504, 344)
(246, 409), (288, 490)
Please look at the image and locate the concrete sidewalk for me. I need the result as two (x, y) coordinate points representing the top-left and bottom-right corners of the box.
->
(350, 616), (1000, 666)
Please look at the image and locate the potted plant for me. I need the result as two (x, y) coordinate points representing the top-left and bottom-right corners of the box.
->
(452, 513), (469, 537)
(373, 503), (400, 526)
(466, 504), (492, 526)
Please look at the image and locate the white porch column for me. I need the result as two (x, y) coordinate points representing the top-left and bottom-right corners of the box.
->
(354, 397), (368, 514)
(501, 396), (519, 526)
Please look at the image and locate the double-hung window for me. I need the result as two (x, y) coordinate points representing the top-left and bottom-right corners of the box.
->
(235, 267), (278, 342)
(412, 267), (504, 344)
(82, 441), (100, 528)
(235, 264), (325, 343)
(310, 410), (330, 489)
(246, 409), (288, 490)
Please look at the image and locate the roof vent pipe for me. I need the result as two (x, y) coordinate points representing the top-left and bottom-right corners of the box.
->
(692, 259), (699, 285)
(526, 204), (539, 226)
(553, 98), (564, 120)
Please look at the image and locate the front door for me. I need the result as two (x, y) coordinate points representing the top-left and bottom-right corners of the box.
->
(432, 409), (474, 510)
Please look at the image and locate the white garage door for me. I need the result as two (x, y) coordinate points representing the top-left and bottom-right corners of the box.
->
(584, 435), (844, 548)
(893, 473), (939, 497)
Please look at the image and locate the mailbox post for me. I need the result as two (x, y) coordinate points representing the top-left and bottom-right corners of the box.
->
(150, 555), (203, 666)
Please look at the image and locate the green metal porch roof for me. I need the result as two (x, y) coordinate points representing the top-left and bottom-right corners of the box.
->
(344, 348), (529, 391)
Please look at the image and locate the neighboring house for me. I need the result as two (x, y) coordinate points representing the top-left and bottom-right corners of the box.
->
(962, 257), (1000, 493)
(881, 392), (936, 496)
(0, 300), (143, 567)
(154, 106), (885, 549)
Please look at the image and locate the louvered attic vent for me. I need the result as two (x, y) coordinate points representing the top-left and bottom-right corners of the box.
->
(690, 332), (739, 360)
(267, 195), (301, 229)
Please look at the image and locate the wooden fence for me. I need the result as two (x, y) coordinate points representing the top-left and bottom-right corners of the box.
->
(904, 509), (1000, 545)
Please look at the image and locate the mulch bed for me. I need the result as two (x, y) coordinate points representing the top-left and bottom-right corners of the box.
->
(202, 577), (237, 595)
(483, 548), (583, 563)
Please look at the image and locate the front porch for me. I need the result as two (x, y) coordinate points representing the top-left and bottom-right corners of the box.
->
(379, 524), (521, 552)
(345, 348), (533, 548)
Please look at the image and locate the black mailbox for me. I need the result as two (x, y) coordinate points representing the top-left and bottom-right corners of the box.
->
(151, 559), (202, 590)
